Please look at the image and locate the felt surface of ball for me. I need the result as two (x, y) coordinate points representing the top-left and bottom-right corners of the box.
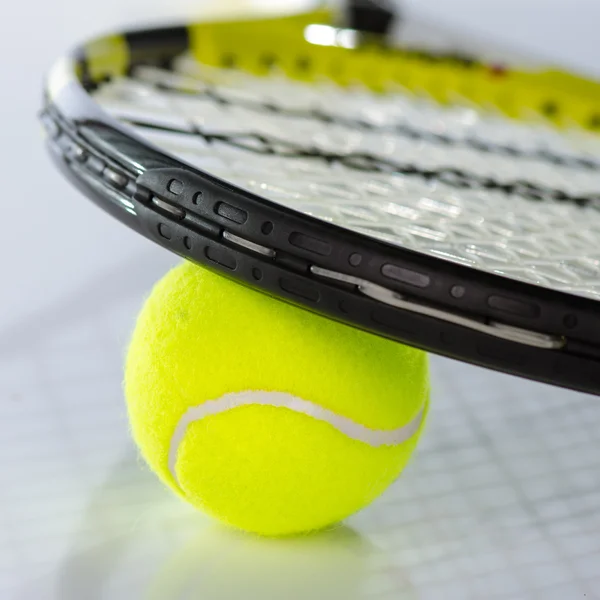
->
(125, 262), (429, 537)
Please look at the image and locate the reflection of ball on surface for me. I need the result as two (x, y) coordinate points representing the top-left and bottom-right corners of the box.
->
(125, 262), (429, 537)
(148, 525), (373, 600)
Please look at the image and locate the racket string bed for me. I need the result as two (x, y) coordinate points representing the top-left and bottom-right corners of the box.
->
(133, 60), (600, 172)
(41, 104), (568, 351)
(90, 59), (600, 299)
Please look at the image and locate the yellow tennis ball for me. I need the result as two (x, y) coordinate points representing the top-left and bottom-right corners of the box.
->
(125, 262), (429, 537)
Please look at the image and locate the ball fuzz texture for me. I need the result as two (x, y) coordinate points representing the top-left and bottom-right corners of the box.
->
(125, 262), (429, 537)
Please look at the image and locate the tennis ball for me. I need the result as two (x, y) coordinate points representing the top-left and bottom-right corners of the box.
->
(125, 262), (429, 537)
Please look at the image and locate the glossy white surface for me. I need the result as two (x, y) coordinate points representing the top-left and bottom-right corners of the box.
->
(2, 311), (600, 599)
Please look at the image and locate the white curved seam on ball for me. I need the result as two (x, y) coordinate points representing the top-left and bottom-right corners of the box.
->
(167, 391), (426, 486)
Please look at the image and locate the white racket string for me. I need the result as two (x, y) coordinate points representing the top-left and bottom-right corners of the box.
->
(92, 57), (600, 298)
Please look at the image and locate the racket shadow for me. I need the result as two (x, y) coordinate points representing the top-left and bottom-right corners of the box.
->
(16, 446), (170, 600)
(17, 444), (399, 600)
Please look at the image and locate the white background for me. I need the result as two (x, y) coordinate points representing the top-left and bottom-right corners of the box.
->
(1, 1), (600, 599)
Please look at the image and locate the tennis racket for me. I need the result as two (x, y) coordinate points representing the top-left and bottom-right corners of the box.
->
(41, 1), (600, 395)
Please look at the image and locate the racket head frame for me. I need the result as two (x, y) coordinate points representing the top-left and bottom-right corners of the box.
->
(41, 10), (600, 395)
